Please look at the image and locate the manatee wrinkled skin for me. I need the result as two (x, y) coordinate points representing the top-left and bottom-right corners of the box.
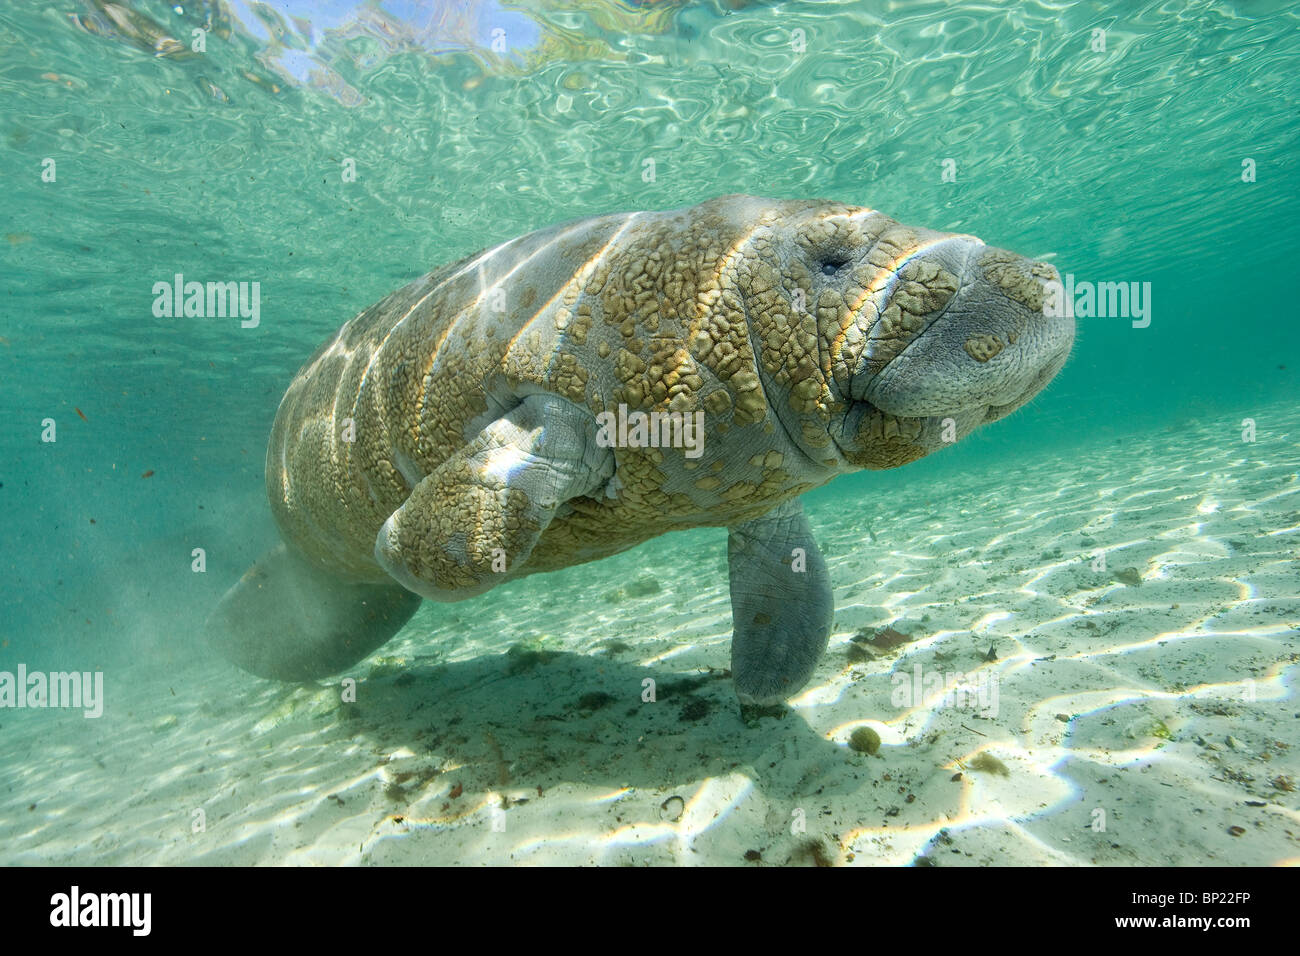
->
(207, 195), (1073, 705)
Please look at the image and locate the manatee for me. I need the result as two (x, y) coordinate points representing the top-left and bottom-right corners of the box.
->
(206, 195), (1073, 705)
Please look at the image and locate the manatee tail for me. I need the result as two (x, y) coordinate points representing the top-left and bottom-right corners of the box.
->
(205, 542), (422, 681)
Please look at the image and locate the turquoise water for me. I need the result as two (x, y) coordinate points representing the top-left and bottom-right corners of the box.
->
(1, 1), (1298, 865)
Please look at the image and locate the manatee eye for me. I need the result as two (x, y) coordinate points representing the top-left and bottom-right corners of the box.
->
(820, 257), (849, 276)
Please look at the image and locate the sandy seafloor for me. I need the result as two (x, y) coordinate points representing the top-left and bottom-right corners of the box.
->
(2, 401), (1297, 867)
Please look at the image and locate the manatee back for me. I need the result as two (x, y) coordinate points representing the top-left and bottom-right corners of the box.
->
(265, 197), (841, 581)
(264, 212), (632, 579)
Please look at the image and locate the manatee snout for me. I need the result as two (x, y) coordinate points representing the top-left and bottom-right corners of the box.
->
(862, 241), (1074, 430)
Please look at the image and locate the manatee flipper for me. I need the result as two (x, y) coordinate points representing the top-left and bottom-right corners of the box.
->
(375, 392), (614, 601)
(727, 499), (833, 705)
(205, 542), (421, 681)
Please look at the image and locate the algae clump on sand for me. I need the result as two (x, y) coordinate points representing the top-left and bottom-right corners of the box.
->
(968, 752), (1010, 776)
(849, 726), (881, 754)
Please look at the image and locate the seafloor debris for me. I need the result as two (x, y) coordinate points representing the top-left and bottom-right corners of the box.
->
(505, 642), (557, 674)
(575, 691), (616, 711)
(793, 836), (838, 867)
(625, 575), (662, 598)
(968, 752), (1010, 777)
(870, 626), (911, 649)
(678, 697), (711, 722)
(659, 795), (685, 823)
(151, 714), (178, 733)
(852, 625), (914, 652)
(846, 641), (875, 663)
(1112, 568), (1143, 587)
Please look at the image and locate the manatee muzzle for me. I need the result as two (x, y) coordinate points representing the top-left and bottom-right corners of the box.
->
(861, 247), (1073, 422)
